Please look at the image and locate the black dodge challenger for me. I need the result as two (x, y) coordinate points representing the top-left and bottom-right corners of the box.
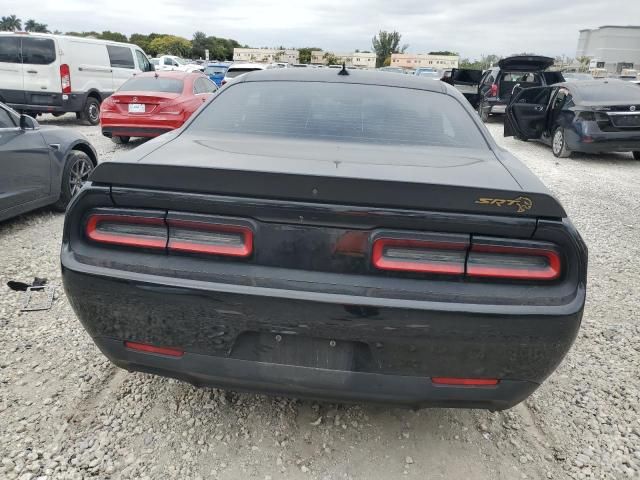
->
(61, 69), (588, 410)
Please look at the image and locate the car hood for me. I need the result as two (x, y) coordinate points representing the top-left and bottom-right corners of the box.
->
(498, 55), (554, 71)
(91, 132), (565, 218)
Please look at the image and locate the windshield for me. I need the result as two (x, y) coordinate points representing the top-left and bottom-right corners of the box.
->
(206, 66), (227, 75)
(118, 77), (184, 93)
(189, 82), (487, 149)
(576, 83), (640, 103)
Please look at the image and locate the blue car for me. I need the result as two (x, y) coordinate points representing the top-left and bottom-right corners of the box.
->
(204, 63), (230, 86)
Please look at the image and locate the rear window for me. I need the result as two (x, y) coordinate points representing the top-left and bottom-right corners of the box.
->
(226, 68), (262, 78)
(0, 37), (20, 63)
(575, 83), (640, 103)
(190, 82), (487, 148)
(22, 37), (56, 65)
(205, 66), (227, 75)
(107, 45), (134, 69)
(502, 72), (541, 84)
(118, 77), (184, 93)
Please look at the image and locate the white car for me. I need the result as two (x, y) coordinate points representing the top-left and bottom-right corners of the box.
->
(155, 55), (203, 73)
(0, 32), (154, 125)
(221, 63), (267, 85)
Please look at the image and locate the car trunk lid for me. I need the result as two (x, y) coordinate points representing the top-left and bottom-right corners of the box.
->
(91, 132), (566, 218)
(498, 56), (554, 71)
(110, 91), (180, 115)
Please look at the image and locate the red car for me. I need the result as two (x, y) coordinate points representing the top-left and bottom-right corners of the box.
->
(100, 71), (218, 144)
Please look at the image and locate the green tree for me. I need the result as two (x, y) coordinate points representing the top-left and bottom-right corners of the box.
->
(148, 35), (191, 57)
(99, 31), (128, 42)
(323, 52), (339, 65)
(0, 15), (22, 31)
(577, 56), (591, 72)
(298, 47), (321, 64)
(372, 30), (408, 68)
(24, 19), (49, 33)
(429, 51), (458, 56)
(191, 31), (208, 58)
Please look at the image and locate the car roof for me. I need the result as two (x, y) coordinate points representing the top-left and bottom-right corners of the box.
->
(236, 68), (449, 93)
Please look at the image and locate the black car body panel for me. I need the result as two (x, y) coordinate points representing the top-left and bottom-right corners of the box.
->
(497, 56), (555, 71)
(505, 80), (640, 155)
(0, 102), (97, 221)
(62, 70), (587, 409)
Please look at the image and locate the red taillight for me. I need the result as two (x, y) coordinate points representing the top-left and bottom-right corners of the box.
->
(167, 218), (253, 257)
(125, 341), (184, 357)
(60, 64), (71, 94)
(489, 83), (498, 97)
(467, 243), (561, 281)
(372, 235), (467, 275)
(100, 98), (115, 113)
(85, 213), (167, 249)
(432, 377), (499, 386)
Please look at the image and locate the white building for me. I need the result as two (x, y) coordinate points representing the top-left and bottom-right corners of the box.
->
(390, 53), (459, 70)
(310, 51), (376, 69)
(233, 48), (299, 64)
(576, 26), (640, 73)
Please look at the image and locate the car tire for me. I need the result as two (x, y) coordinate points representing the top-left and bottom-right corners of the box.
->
(478, 103), (489, 122)
(79, 97), (101, 126)
(552, 127), (572, 158)
(633, 151), (640, 160)
(53, 151), (95, 211)
(111, 136), (130, 145)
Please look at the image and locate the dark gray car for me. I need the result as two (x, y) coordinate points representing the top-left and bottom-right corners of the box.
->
(0, 102), (98, 221)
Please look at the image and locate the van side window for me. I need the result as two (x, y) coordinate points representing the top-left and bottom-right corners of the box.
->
(107, 45), (135, 69)
(0, 37), (20, 63)
(135, 50), (152, 72)
(21, 37), (56, 65)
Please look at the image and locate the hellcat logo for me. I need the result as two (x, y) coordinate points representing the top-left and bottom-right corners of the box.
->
(475, 196), (533, 213)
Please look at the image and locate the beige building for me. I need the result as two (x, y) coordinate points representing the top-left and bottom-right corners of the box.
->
(233, 48), (299, 64)
(390, 53), (459, 70)
(311, 51), (376, 69)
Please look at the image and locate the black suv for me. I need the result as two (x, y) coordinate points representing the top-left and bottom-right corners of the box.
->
(449, 56), (564, 121)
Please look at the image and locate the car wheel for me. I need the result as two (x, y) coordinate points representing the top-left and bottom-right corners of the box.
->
(53, 151), (95, 211)
(478, 103), (489, 122)
(80, 97), (101, 126)
(552, 127), (572, 158)
(111, 136), (130, 145)
(633, 151), (640, 160)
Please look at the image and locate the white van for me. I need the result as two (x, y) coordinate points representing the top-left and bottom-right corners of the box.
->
(0, 32), (154, 124)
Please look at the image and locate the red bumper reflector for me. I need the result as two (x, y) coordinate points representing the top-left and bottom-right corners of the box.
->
(431, 377), (499, 386)
(124, 341), (184, 357)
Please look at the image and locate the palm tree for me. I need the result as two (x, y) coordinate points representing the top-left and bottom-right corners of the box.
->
(0, 15), (22, 31)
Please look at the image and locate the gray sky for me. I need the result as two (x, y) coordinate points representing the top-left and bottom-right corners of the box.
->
(9, 0), (640, 58)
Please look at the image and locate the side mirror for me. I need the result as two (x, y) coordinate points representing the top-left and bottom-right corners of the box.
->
(19, 114), (39, 130)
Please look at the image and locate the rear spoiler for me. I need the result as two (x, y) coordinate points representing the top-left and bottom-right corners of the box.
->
(91, 163), (567, 218)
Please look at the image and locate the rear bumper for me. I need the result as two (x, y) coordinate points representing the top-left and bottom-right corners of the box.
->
(61, 258), (584, 409)
(566, 128), (640, 153)
(96, 336), (538, 409)
(102, 126), (173, 138)
(100, 114), (183, 138)
(4, 90), (89, 113)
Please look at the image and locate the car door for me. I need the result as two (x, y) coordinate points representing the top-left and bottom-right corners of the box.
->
(0, 36), (25, 106)
(505, 86), (554, 139)
(0, 106), (51, 213)
(449, 68), (484, 108)
(190, 77), (217, 114)
(21, 36), (59, 108)
(107, 45), (137, 90)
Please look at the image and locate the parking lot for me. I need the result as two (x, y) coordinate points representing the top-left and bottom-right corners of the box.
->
(0, 114), (639, 480)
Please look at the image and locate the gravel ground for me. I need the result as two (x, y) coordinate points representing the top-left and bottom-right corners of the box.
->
(0, 114), (638, 480)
